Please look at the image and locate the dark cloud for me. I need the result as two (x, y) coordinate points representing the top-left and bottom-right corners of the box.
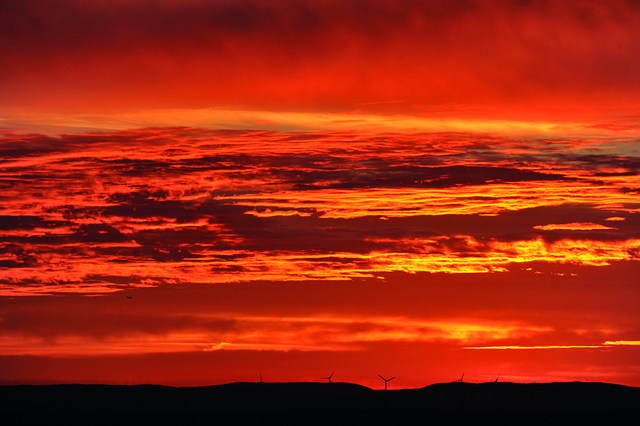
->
(0, 299), (238, 340)
(0, 244), (40, 268)
(72, 224), (128, 243)
(0, 216), (69, 231)
(3, 0), (638, 54)
(286, 165), (568, 190)
(549, 153), (640, 174)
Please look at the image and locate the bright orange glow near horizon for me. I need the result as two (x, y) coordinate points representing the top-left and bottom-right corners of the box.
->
(1, 0), (640, 390)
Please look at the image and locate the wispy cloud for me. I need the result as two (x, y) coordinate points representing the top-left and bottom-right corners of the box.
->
(465, 341), (640, 350)
(1, 128), (638, 294)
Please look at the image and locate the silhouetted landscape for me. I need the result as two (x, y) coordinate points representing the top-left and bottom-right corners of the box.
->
(2, 381), (638, 425)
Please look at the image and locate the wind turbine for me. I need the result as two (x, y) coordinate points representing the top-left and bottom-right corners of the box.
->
(322, 372), (334, 407)
(322, 371), (334, 383)
(258, 373), (264, 410)
(378, 374), (395, 391)
(494, 374), (500, 411)
(378, 374), (395, 410)
(457, 372), (465, 411)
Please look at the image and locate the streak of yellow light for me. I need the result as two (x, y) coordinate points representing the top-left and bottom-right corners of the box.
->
(230, 180), (640, 219)
(463, 345), (604, 350)
(245, 209), (314, 217)
(533, 223), (617, 231)
(4, 108), (639, 141)
(465, 341), (640, 350)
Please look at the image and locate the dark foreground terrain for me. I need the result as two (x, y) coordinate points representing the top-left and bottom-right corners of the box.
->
(2, 381), (638, 425)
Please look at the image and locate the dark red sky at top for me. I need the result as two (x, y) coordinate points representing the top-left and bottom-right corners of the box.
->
(2, 0), (640, 117)
(1, 1), (639, 389)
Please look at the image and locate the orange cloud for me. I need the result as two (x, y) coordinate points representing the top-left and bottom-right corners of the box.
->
(2, 128), (639, 294)
(0, 315), (552, 356)
(465, 341), (640, 350)
(533, 223), (617, 231)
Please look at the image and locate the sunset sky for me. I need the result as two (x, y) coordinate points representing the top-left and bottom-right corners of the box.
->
(1, 0), (639, 389)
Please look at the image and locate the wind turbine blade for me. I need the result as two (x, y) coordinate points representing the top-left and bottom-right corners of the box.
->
(378, 374), (386, 381)
(388, 377), (396, 381)
(329, 371), (334, 379)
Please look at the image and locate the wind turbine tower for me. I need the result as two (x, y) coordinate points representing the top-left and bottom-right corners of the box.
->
(322, 371), (334, 407)
(494, 374), (500, 411)
(457, 372), (465, 411)
(258, 373), (264, 410)
(378, 374), (395, 391)
(378, 374), (395, 410)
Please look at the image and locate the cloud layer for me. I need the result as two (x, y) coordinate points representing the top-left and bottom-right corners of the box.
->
(1, 128), (638, 294)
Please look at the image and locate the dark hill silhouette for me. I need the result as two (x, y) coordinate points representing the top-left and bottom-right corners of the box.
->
(1, 381), (638, 425)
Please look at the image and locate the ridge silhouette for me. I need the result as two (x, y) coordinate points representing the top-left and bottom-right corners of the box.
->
(2, 381), (638, 425)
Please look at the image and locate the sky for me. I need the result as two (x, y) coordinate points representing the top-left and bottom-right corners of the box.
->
(1, 0), (639, 389)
